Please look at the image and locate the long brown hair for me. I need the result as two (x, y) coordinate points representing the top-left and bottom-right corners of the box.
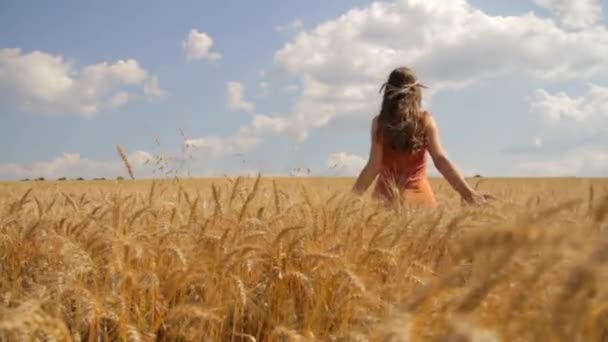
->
(377, 67), (427, 153)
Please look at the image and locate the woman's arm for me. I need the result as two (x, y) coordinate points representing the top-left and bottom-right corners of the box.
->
(425, 115), (493, 205)
(352, 116), (383, 195)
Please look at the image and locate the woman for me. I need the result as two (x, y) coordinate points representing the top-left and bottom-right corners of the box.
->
(352, 67), (494, 207)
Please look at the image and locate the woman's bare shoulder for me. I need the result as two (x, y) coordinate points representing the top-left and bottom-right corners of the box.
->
(422, 110), (436, 127)
(371, 114), (381, 141)
(372, 114), (380, 129)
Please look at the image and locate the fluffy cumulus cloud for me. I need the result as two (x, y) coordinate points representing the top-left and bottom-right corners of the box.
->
(507, 85), (608, 176)
(529, 84), (608, 144)
(187, 81), (307, 158)
(143, 76), (165, 97)
(514, 146), (608, 176)
(184, 113), (307, 159)
(270, 0), (608, 138)
(249, 115), (307, 141)
(0, 48), (164, 117)
(182, 29), (222, 62)
(184, 134), (261, 158)
(0, 150), (153, 180)
(226, 81), (255, 112)
(534, 0), (603, 29)
(531, 85), (608, 124)
(327, 152), (366, 176)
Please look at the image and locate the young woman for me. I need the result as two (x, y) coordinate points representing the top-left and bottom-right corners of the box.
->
(352, 67), (494, 207)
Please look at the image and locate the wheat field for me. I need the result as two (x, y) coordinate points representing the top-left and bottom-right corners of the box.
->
(0, 177), (607, 341)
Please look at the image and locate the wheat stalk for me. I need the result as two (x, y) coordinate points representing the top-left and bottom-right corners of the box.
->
(0, 177), (606, 341)
(116, 144), (135, 180)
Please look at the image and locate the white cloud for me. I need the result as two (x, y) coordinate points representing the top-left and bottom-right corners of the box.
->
(534, 0), (603, 29)
(531, 85), (608, 124)
(529, 84), (608, 144)
(245, 114), (305, 140)
(184, 137), (226, 156)
(129, 150), (153, 165)
(226, 81), (255, 112)
(250, 115), (289, 133)
(506, 85), (608, 176)
(327, 152), (366, 175)
(0, 48), (164, 117)
(190, 81), (307, 157)
(182, 29), (222, 62)
(143, 76), (166, 97)
(185, 111), (309, 160)
(270, 0), (608, 139)
(514, 146), (608, 176)
(184, 134), (261, 158)
(531, 89), (586, 123)
(0, 150), (153, 180)
(184, 112), (307, 159)
(108, 92), (130, 109)
(276, 19), (304, 34)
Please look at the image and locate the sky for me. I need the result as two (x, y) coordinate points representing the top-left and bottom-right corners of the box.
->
(1, 0), (607, 180)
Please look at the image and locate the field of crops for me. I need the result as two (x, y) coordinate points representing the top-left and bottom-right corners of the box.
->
(1, 177), (607, 341)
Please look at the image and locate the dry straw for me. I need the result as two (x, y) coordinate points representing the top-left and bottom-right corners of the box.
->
(1, 178), (607, 341)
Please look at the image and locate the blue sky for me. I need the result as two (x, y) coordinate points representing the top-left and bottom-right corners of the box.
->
(1, 0), (607, 180)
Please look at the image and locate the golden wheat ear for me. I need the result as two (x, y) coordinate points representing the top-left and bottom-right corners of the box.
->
(116, 145), (135, 180)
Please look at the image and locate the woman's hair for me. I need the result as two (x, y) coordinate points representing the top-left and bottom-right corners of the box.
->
(377, 67), (427, 153)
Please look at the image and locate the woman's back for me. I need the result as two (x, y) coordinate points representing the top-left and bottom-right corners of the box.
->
(374, 113), (437, 207)
(379, 143), (427, 185)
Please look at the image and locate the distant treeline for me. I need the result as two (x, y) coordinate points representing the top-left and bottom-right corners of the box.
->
(21, 176), (126, 182)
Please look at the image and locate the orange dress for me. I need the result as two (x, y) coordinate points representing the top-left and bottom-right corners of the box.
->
(373, 115), (437, 208)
